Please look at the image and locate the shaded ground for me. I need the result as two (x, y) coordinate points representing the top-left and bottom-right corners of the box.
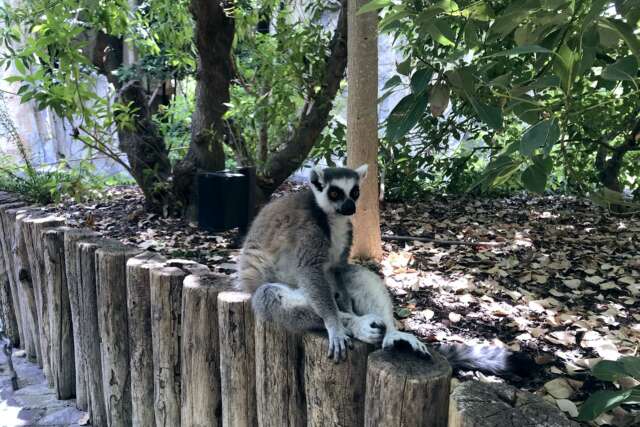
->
(0, 350), (87, 426)
(40, 185), (640, 426)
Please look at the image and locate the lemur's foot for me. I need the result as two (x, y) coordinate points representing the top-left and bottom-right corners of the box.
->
(383, 330), (432, 358)
(327, 325), (352, 363)
(348, 314), (385, 344)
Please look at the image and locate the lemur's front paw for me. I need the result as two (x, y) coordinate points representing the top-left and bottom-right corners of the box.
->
(383, 330), (432, 358)
(327, 326), (353, 363)
(350, 314), (385, 344)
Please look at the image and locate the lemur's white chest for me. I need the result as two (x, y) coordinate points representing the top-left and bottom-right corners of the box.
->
(328, 215), (351, 265)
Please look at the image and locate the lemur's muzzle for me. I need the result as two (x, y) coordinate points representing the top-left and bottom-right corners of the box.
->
(338, 199), (356, 216)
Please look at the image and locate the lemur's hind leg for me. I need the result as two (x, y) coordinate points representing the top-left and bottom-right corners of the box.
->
(335, 264), (431, 357)
(251, 283), (325, 331)
(251, 283), (383, 344)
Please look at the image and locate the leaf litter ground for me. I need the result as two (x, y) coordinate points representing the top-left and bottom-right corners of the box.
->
(43, 185), (640, 426)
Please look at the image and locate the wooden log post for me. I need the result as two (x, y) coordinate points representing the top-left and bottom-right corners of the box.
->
(303, 332), (372, 427)
(0, 197), (21, 347)
(79, 238), (122, 426)
(365, 350), (451, 427)
(254, 320), (306, 427)
(126, 252), (166, 427)
(218, 291), (257, 427)
(43, 228), (76, 399)
(23, 215), (65, 386)
(0, 200), (26, 347)
(64, 227), (100, 411)
(181, 273), (232, 427)
(150, 265), (186, 427)
(95, 243), (141, 427)
(14, 208), (41, 364)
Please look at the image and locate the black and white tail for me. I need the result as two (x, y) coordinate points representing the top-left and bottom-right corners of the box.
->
(434, 343), (537, 378)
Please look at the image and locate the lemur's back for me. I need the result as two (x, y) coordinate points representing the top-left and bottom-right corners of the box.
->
(237, 190), (330, 293)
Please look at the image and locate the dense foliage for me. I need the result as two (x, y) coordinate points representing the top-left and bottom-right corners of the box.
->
(364, 0), (640, 203)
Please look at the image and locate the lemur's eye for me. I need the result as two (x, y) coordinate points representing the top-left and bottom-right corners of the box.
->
(350, 186), (360, 200)
(329, 190), (339, 200)
(328, 186), (344, 201)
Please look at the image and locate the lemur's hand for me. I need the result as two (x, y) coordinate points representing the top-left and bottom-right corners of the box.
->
(326, 324), (352, 362)
(342, 313), (385, 344)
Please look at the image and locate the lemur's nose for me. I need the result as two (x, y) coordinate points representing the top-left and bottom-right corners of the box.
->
(339, 199), (356, 215)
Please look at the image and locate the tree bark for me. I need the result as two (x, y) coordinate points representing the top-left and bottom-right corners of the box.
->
(127, 252), (167, 427)
(91, 32), (172, 213)
(595, 116), (640, 193)
(173, 0), (233, 218)
(0, 197), (21, 347)
(95, 243), (141, 427)
(255, 0), (348, 201)
(217, 291), (257, 427)
(64, 227), (101, 411)
(346, 0), (382, 260)
(303, 332), (371, 427)
(254, 321), (306, 427)
(181, 273), (232, 427)
(364, 350), (451, 427)
(43, 228), (76, 399)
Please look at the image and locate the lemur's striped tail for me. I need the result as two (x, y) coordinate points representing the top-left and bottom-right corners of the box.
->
(434, 343), (537, 378)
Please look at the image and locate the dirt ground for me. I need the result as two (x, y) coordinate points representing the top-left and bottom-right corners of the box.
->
(40, 184), (640, 426)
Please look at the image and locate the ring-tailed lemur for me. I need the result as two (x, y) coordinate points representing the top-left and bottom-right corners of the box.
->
(237, 165), (533, 376)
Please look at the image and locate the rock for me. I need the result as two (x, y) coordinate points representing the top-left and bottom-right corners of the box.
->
(449, 381), (580, 427)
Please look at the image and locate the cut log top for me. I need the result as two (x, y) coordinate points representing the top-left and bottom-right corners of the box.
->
(25, 215), (66, 225)
(127, 251), (166, 269)
(183, 272), (233, 290)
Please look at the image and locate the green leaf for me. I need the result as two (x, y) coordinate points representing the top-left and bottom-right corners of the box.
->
(468, 96), (503, 129)
(397, 58), (411, 76)
(383, 75), (402, 91)
(386, 93), (429, 141)
(599, 18), (640, 60)
(519, 118), (560, 157)
(593, 360), (628, 382)
(410, 68), (433, 94)
(577, 389), (633, 421)
(485, 44), (552, 58)
(602, 56), (638, 81)
(621, 357), (640, 380)
(424, 20), (455, 46)
(357, 0), (390, 15)
(522, 165), (547, 193)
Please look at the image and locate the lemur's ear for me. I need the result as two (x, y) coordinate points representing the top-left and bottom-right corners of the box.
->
(310, 165), (325, 191)
(355, 164), (368, 180)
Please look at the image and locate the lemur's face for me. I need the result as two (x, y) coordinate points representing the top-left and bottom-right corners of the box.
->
(310, 165), (368, 216)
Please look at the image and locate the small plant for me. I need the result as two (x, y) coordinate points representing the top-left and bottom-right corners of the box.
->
(577, 357), (640, 421)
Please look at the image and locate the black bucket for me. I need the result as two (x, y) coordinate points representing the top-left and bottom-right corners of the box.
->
(197, 167), (256, 233)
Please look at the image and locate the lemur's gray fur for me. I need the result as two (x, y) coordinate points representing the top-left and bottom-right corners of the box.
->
(237, 165), (534, 375)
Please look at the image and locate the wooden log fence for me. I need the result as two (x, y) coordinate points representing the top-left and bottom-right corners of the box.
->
(0, 192), (466, 427)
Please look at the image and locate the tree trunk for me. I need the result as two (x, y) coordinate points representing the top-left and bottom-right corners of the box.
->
(217, 291), (257, 427)
(346, 0), (382, 260)
(595, 116), (640, 193)
(174, 0), (233, 218)
(181, 273), (232, 427)
(127, 252), (167, 427)
(95, 243), (140, 427)
(255, 0), (348, 201)
(254, 320), (306, 427)
(364, 350), (451, 427)
(43, 228), (76, 399)
(303, 332), (371, 427)
(90, 32), (172, 213)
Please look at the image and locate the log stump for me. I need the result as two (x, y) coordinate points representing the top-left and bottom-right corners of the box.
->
(448, 381), (580, 427)
(150, 266), (188, 427)
(14, 208), (40, 363)
(218, 291), (257, 427)
(43, 228), (76, 399)
(95, 243), (141, 427)
(23, 215), (65, 385)
(255, 320), (306, 427)
(64, 228), (100, 411)
(126, 252), (167, 427)
(303, 332), (371, 427)
(365, 349), (451, 427)
(0, 200), (26, 347)
(0, 198), (21, 347)
(79, 238), (121, 426)
(181, 273), (232, 427)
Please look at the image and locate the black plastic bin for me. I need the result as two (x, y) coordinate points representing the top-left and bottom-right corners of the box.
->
(197, 167), (256, 234)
